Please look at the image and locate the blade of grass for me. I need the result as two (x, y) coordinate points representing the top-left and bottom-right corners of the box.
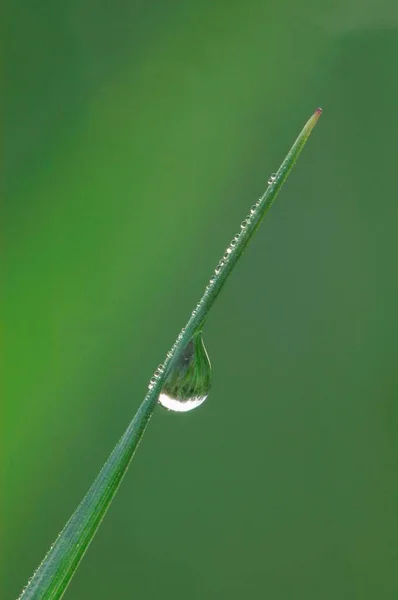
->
(18, 108), (322, 599)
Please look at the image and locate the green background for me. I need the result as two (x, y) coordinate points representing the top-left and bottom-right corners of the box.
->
(4, 1), (398, 598)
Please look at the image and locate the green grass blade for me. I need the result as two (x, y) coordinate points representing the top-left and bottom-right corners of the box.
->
(18, 108), (322, 599)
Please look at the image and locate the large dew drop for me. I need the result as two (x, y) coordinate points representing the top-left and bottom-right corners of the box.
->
(159, 331), (212, 412)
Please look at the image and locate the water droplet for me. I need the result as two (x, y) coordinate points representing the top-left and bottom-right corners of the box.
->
(192, 303), (202, 317)
(241, 219), (248, 229)
(148, 376), (157, 390)
(159, 331), (211, 412)
(230, 235), (240, 247)
(268, 173), (276, 184)
(176, 327), (186, 342)
(250, 204), (257, 214)
(215, 259), (226, 275)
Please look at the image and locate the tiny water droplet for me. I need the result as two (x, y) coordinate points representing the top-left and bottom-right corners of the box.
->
(148, 376), (157, 390)
(214, 260), (225, 275)
(230, 235), (239, 247)
(158, 366), (165, 377)
(192, 305), (201, 317)
(241, 219), (248, 229)
(159, 331), (211, 412)
(250, 204), (257, 214)
(268, 173), (276, 184)
(177, 327), (186, 341)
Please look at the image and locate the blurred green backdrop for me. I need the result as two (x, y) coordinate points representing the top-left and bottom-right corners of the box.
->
(4, 1), (398, 598)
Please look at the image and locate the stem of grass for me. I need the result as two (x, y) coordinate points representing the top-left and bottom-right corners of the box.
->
(18, 108), (322, 600)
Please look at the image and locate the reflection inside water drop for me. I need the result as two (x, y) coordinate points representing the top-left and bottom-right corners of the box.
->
(158, 394), (206, 412)
(159, 331), (211, 412)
